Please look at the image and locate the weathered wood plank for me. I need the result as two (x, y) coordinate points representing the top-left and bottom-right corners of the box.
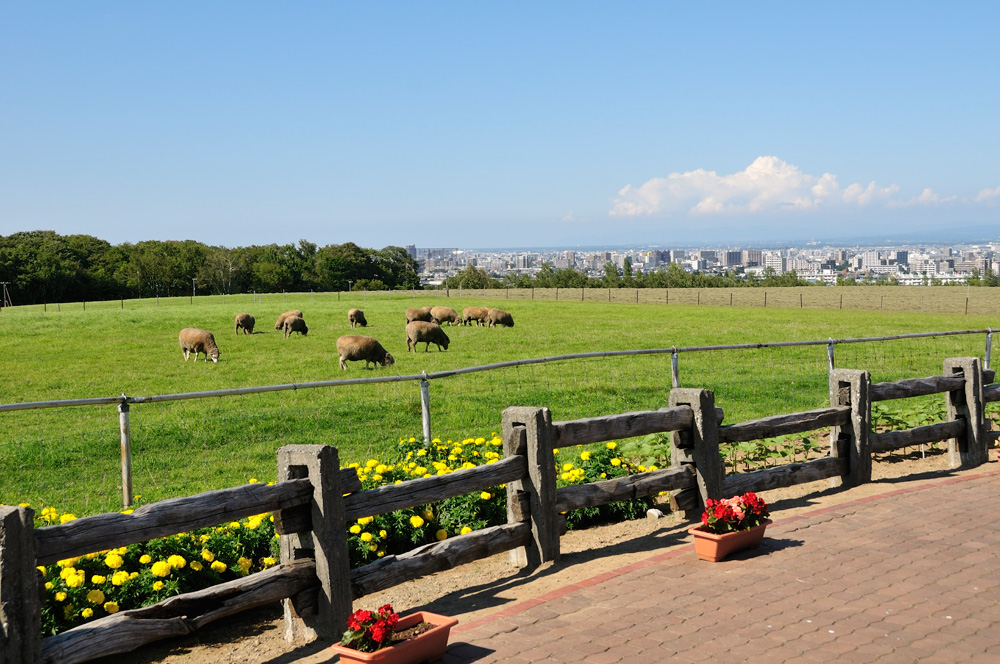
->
(349, 523), (532, 599)
(718, 407), (851, 444)
(870, 374), (966, 402)
(0, 506), (42, 664)
(554, 466), (696, 513)
(40, 558), (318, 664)
(35, 479), (314, 565)
(552, 407), (694, 446)
(343, 455), (527, 522)
(722, 457), (846, 496)
(871, 420), (966, 454)
(984, 383), (1000, 403)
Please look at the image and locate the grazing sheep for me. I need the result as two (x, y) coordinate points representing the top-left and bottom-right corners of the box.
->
(234, 313), (255, 335)
(336, 335), (395, 370)
(405, 306), (433, 324)
(406, 321), (450, 352)
(348, 308), (368, 328)
(462, 306), (489, 327)
(282, 315), (308, 338)
(178, 328), (220, 363)
(486, 308), (514, 328)
(274, 310), (303, 330)
(430, 306), (460, 326)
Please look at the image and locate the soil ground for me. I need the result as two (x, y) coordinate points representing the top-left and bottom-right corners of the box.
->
(94, 446), (997, 664)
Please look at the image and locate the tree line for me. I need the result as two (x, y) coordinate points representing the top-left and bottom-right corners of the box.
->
(442, 260), (812, 290)
(0, 231), (420, 305)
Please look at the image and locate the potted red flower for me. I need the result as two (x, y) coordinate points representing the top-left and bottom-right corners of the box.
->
(330, 604), (458, 664)
(688, 492), (772, 562)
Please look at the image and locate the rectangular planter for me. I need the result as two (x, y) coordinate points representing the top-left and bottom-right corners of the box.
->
(330, 611), (458, 664)
(688, 519), (772, 562)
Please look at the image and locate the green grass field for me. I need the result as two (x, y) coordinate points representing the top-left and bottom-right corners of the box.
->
(2, 288), (997, 515)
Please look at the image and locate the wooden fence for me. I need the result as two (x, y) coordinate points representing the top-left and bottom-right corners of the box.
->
(1, 357), (997, 664)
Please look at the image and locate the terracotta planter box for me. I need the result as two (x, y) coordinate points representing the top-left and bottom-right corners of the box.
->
(330, 611), (458, 664)
(688, 519), (772, 562)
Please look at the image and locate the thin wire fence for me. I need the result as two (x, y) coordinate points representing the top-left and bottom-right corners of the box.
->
(1, 329), (994, 514)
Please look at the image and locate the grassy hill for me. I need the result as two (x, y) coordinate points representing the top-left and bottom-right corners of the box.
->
(1, 289), (996, 514)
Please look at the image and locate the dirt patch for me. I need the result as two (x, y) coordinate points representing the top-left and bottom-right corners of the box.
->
(94, 448), (997, 664)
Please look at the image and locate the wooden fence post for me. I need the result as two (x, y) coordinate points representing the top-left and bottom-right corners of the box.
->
(943, 357), (988, 468)
(275, 445), (351, 642)
(501, 406), (559, 568)
(668, 389), (723, 519)
(828, 369), (871, 487)
(0, 506), (42, 663)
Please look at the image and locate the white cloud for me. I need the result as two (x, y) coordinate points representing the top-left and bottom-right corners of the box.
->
(974, 185), (1000, 203)
(610, 156), (952, 217)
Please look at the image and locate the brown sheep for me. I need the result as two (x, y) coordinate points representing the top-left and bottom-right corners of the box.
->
(274, 310), (303, 330)
(348, 308), (368, 328)
(405, 306), (433, 324)
(336, 335), (395, 370)
(406, 321), (450, 352)
(234, 313), (255, 335)
(178, 328), (220, 363)
(462, 306), (489, 327)
(282, 315), (308, 338)
(430, 306), (460, 326)
(486, 308), (514, 328)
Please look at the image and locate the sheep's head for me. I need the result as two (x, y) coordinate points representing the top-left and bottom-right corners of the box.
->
(209, 349), (220, 363)
(382, 352), (395, 367)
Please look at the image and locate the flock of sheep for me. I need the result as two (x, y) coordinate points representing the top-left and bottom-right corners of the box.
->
(177, 305), (514, 369)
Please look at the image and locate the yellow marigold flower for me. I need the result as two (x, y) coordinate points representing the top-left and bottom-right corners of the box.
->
(65, 574), (84, 589)
(86, 589), (105, 605)
(45, 582), (54, 590)
(423, 508), (434, 520)
(562, 463), (573, 471)
(648, 465), (658, 471)
(91, 575), (106, 584)
(350, 525), (362, 534)
(360, 532), (373, 542)
(210, 560), (227, 573)
(372, 474), (383, 481)
(561, 472), (571, 481)
(55, 591), (67, 602)
(379, 530), (387, 538)
(37, 565), (47, 575)
(81, 608), (94, 619)
(129, 571), (138, 579)
(600, 473), (606, 478)
(368, 543), (378, 552)
(580, 451), (591, 461)
(611, 458), (622, 466)
(249, 477), (258, 483)
(238, 557), (252, 573)
(190, 561), (203, 571)
(59, 567), (76, 580)
(366, 459), (378, 468)
(606, 442), (617, 450)
(104, 553), (124, 569)
(409, 515), (425, 528)
(359, 474), (368, 482)
(111, 571), (130, 586)
(376, 549), (385, 557)
(375, 464), (388, 474)
(476, 437), (486, 445)
(57, 557), (79, 568)
(480, 491), (492, 500)
(416, 448), (426, 456)
(121, 509), (133, 515)
(262, 557), (277, 567)
(200, 534), (211, 544)
(229, 521), (241, 529)
(151, 561), (172, 578)
(460, 526), (472, 535)
(201, 550), (215, 562)
(59, 513), (77, 523)
(139, 554), (152, 564)
(104, 601), (119, 614)
(358, 516), (374, 526)
(436, 529), (448, 541)
(153, 581), (164, 590)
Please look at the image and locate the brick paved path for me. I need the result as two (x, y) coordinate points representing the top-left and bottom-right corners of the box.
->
(444, 472), (1000, 663)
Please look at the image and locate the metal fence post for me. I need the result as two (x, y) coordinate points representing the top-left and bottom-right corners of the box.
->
(827, 340), (836, 373)
(118, 396), (133, 509)
(420, 373), (432, 445)
(985, 328), (993, 371)
(671, 348), (680, 388)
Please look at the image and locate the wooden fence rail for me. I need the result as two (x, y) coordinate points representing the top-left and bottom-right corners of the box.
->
(2, 356), (996, 664)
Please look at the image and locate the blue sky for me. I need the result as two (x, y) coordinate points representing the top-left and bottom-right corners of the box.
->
(3, 2), (999, 249)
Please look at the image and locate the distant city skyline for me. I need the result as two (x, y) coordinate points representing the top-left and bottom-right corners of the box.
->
(2, 3), (999, 248)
